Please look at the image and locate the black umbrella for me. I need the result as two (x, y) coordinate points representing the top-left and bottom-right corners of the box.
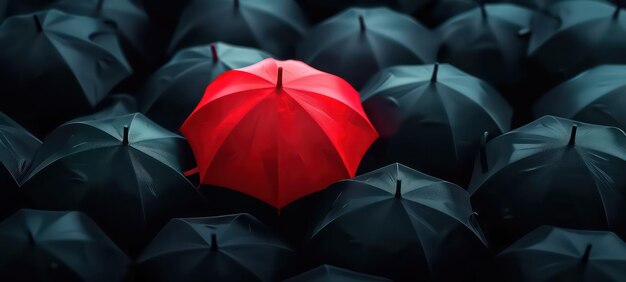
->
(21, 113), (207, 253)
(479, 226), (626, 282)
(296, 7), (439, 89)
(359, 63), (512, 185)
(137, 213), (296, 282)
(282, 265), (392, 282)
(0, 0), (52, 22)
(48, 0), (158, 73)
(527, 1), (626, 81)
(0, 10), (132, 137)
(0, 112), (40, 219)
(72, 94), (137, 122)
(287, 163), (489, 282)
(138, 42), (271, 131)
(169, 0), (307, 58)
(534, 64), (626, 132)
(437, 3), (535, 88)
(417, 0), (477, 27)
(0, 209), (130, 281)
(296, 0), (430, 22)
(469, 115), (626, 249)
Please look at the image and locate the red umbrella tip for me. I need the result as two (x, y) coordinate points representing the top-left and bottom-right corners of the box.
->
(210, 44), (218, 63)
(359, 15), (366, 32)
(122, 125), (129, 145)
(33, 15), (43, 32)
(276, 67), (283, 89)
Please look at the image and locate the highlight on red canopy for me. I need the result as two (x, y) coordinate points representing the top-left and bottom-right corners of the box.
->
(180, 58), (379, 209)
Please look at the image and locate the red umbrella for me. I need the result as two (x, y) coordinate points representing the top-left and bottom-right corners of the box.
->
(180, 58), (378, 209)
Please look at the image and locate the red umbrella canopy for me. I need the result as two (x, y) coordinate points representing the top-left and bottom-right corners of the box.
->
(181, 58), (378, 208)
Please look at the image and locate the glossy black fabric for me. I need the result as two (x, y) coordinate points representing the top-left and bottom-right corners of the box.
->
(359, 64), (511, 186)
(0, 112), (40, 219)
(0, 209), (130, 282)
(0, 10), (132, 137)
(469, 116), (626, 249)
(21, 113), (207, 253)
(479, 226), (626, 282)
(285, 163), (489, 282)
(137, 213), (296, 282)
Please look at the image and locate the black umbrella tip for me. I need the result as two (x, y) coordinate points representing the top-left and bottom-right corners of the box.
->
(122, 125), (129, 145)
(430, 63), (439, 83)
(210, 43), (218, 63)
(581, 244), (592, 264)
(27, 231), (35, 245)
(480, 2), (487, 19)
(276, 67), (283, 89)
(94, 0), (104, 16)
(211, 233), (218, 251)
(395, 179), (402, 199)
(568, 124), (578, 146)
(359, 15), (366, 32)
(234, 0), (239, 8)
(480, 131), (489, 173)
(613, 4), (621, 20)
(33, 15), (43, 32)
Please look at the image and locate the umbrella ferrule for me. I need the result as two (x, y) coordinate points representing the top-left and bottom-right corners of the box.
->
(122, 126), (129, 145)
(568, 124), (577, 146)
(359, 15), (366, 32)
(480, 131), (489, 173)
(430, 63), (439, 83)
(211, 233), (218, 251)
(395, 179), (402, 199)
(614, 5), (621, 20)
(276, 67), (283, 89)
(33, 15), (43, 32)
(234, 0), (239, 8)
(480, 2), (487, 19)
(210, 44), (218, 63)
(581, 244), (592, 264)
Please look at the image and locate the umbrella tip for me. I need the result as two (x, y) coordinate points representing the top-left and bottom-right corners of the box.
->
(395, 179), (402, 199)
(614, 4), (621, 20)
(568, 124), (577, 146)
(27, 231), (35, 245)
(431, 63), (439, 83)
(581, 244), (592, 264)
(95, 0), (104, 16)
(480, 131), (489, 173)
(480, 2), (487, 19)
(359, 15), (366, 32)
(122, 125), (129, 145)
(33, 15), (42, 32)
(276, 67), (283, 89)
(211, 233), (218, 251)
(234, 0), (239, 8)
(210, 43), (218, 63)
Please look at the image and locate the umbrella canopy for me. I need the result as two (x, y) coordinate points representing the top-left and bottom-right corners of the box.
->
(417, 0), (477, 27)
(296, 7), (439, 89)
(437, 3), (535, 88)
(0, 112), (41, 219)
(291, 163), (488, 282)
(0, 0), (52, 22)
(48, 0), (157, 71)
(21, 113), (207, 252)
(0, 209), (130, 282)
(0, 9), (132, 137)
(534, 65), (626, 132)
(469, 115), (626, 248)
(139, 42), (271, 131)
(137, 213), (296, 282)
(180, 58), (378, 209)
(169, 0), (307, 58)
(527, 1), (626, 81)
(480, 226), (626, 282)
(296, 0), (430, 22)
(282, 265), (392, 282)
(360, 63), (511, 185)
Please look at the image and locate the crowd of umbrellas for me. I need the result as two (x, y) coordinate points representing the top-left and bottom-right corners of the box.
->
(1, 0), (626, 281)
